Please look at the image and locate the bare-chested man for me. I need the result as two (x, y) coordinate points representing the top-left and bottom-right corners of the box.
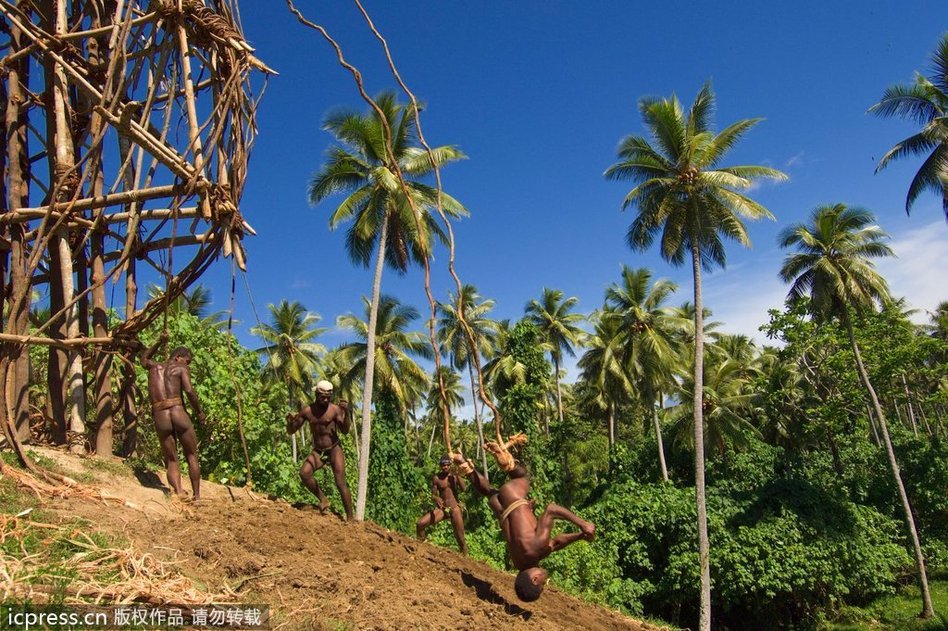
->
(140, 332), (207, 501)
(286, 380), (354, 520)
(416, 455), (468, 554)
(453, 437), (596, 602)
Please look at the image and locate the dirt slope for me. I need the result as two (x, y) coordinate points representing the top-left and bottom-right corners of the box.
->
(21, 446), (665, 631)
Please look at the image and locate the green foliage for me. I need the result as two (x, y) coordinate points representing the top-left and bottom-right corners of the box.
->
(543, 474), (911, 629)
(72, 283), (947, 631)
(714, 482), (909, 627)
(365, 393), (426, 534)
(134, 312), (306, 501)
(497, 321), (549, 435)
(828, 578), (948, 630)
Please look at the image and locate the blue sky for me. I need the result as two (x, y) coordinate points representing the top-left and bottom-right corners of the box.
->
(188, 2), (947, 373)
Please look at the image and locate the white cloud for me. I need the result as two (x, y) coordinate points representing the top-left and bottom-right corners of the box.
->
(785, 151), (805, 168)
(696, 219), (948, 343)
(878, 220), (948, 322)
(702, 268), (788, 345)
(289, 278), (313, 289)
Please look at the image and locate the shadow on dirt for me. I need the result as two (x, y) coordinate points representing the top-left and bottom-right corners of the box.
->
(460, 571), (532, 620)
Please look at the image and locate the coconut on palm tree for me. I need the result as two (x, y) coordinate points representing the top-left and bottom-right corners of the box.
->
(251, 300), (327, 461)
(605, 82), (786, 631)
(870, 34), (948, 221)
(309, 92), (468, 521)
(779, 203), (934, 618)
(525, 288), (586, 430)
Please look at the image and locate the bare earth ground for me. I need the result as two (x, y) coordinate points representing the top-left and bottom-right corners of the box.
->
(18, 446), (665, 631)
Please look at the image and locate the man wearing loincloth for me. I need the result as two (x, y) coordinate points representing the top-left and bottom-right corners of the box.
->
(140, 332), (207, 501)
(416, 455), (468, 554)
(453, 436), (596, 602)
(287, 380), (354, 520)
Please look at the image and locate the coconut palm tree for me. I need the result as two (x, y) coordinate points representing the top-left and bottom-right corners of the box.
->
(669, 356), (761, 456)
(668, 302), (723, 347)
(525, 288), (586, 428)
(309, 92), (468, 520)
(604, 266), (681, 481)
(482, 318), (552, 413)
(870, 34), (948, 221)
(605, 82), (786, 630)
(421, 366), (466, 457)
(578, 312), (632, 450)
(251, 300), (327, 461)
(337, 295), (432, 426)
(436, 284), (501, 476)
(779, 203), (934, 618)
(146, 283), (229, 331)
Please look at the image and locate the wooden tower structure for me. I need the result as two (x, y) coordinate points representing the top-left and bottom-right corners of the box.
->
(0, 0), (271, 455)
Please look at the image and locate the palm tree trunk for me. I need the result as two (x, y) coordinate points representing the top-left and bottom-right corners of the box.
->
(426, 419), (437, 458)
(691, 243), (712, 631)
(288, 383), (298, 462)
(355, 210), (390, 521)
(468, 361), (490, 481)
(917, 401), (933, 437)
(843, 309), (933, 619)
(901, 374), (924, 436)
(553, 354), (564, 428)
(607, 403), (615, 451)
(653, 393), (669, 482)
(867, 404), (881, 447)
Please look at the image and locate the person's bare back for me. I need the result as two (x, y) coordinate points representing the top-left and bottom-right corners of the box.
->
(140, 334), (206, 500)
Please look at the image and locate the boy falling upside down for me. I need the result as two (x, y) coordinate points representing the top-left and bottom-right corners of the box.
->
(453, 434), (596, 602)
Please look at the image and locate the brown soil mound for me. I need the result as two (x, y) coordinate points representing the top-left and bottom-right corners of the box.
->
(18, 447), (666, 630)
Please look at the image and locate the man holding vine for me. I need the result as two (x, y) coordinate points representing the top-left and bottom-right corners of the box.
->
(140, 332), (207, 501)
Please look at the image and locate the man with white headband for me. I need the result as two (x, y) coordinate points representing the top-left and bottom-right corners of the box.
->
(287, 379), (354, 520)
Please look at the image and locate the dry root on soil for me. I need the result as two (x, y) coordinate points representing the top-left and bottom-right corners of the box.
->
(0, 512), (233, 606)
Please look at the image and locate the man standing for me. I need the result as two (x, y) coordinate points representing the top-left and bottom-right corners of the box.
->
(416, 455), (468, 554)
(140, 332), (207, 501)
(287, 380), (354, 520)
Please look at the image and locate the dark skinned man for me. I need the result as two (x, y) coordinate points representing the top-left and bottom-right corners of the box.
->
(287, 380), (354, 521)
(416, 455), (468, 554)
